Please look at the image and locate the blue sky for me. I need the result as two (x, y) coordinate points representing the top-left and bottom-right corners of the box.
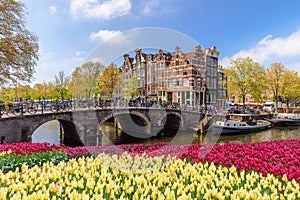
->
(21, 0), (300, 84)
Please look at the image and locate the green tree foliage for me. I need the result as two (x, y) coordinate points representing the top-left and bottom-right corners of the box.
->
(0, 0), (39, 85)
(266, 62), (285, 107)
(266, 63), (300, 108)
(280, 70), (299, 107)
(297, 76), (300, 101)
(124, 75), (139, 100)
(0, 84), (31, 101)
(53, 71), (70, 100)
(96, 63), (121, 99)
(31, 81), (54, 100)
(14, 84), (31, 100)
(69, 62), (104, 99)
(224, 57), (266, 104)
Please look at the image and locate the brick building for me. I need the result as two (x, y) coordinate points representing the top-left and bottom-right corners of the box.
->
(121, 45), (226, 108)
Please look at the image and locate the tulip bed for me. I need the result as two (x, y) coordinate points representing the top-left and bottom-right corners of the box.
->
(0, 140), (299, 199)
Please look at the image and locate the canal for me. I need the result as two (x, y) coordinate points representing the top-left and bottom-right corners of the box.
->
(32, 120), (300, 146)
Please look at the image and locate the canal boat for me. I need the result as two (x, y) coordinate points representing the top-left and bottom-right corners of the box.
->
(265, 113), (300, 126)
(212, 115), (271, 135)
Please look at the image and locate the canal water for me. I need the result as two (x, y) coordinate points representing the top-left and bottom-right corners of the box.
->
(32, 120), (300, 146)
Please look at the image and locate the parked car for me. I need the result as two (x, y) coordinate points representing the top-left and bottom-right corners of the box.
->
(263, 102), (275, 113)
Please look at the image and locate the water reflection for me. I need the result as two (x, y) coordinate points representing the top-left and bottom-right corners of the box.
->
(205, 126), (300, 144)
(100, 123), (300, 145)
(31, 120), (300, 146)
(32, 120), (60, 145)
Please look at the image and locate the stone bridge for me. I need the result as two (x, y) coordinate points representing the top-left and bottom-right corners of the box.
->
(0, 108), (204, 147)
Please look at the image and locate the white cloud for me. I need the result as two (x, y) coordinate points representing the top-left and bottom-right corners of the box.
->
(76, 51), (86, 57)
(49, 6), (57, 15)
(34, 50), (86, 84)
(70, 0), (131, 20)
(220, 29), (300, 73)
(142, 0), (159, 15)
(90, 30), (122, 42)
(86, 27), (198, 67)
(141, 0), (176, 16)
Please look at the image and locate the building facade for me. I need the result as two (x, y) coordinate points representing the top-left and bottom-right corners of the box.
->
(121, 45), (226, 108)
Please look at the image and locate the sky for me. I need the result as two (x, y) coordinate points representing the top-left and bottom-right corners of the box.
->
(21, 0), (300, 85)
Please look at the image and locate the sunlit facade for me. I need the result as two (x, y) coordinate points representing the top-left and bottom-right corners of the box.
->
(121, 45), (226, 108)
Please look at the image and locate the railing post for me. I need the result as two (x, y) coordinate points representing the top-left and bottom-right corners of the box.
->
(20, 103), (23, 116)
(41, 101), (44, 114)
(73, 99), (76, 111)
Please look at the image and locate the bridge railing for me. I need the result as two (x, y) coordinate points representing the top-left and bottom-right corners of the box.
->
(0, 100), (207, 118)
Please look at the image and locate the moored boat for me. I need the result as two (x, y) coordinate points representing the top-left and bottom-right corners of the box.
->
(265, 113), (300, 126)
(212, 115), (271, 135)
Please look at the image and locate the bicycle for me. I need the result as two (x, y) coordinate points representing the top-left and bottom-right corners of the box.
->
(25, 103), (38, 114)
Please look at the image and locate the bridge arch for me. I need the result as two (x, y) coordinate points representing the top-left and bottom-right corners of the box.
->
(159, 112), (183, 129)
(31, 120), (61, 145)
(99, 113), (114, 125)
(31, 118), (83, 147)
(0, 108), (204, 145)
(57, 119), (84, 147)
(99, 111), (151, 127)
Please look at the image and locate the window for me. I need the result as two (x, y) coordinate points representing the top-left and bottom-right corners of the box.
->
(214, 79), (216, 89)
(176, 70), (179, 76)
(183, 79), (189, 87)
(168, 71), (173, 77)
(142, 80), (145, 86)
(183, 70), (187, 76)
(176, 60), (179, 66)
(186, 92), (190, 99)
(168, 81), (173, 88)
(176, 80), (179, 86)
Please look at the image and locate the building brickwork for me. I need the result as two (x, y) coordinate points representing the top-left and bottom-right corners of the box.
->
(121, 45), (226, 108)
